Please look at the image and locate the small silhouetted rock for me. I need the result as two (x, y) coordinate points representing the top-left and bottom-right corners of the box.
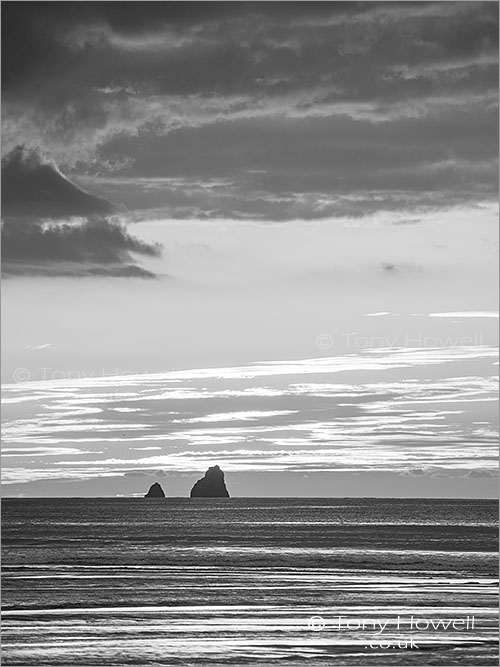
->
(144, 482), (165, 498)
(190, 465), (230, 498)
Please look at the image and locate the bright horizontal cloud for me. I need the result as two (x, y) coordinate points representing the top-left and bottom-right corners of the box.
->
(428, 311), (500, 318)
(2, 346), (497, 488)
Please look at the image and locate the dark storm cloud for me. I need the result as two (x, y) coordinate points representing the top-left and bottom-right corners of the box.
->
(2, 146), (116, 220)
(1, 1), (498, 220)
(1, 147), (161, 277)
(3, 262), (157, 279)
(91, 108), (497, 219)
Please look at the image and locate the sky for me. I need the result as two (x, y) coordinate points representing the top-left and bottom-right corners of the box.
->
(1, 1), (498, 497)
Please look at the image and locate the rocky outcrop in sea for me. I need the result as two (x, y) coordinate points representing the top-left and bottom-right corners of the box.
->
(144, 482), (165, 498)
(190, 465), (230, 498)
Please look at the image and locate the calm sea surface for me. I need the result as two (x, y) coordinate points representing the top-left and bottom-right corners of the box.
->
(2, 498), (498, 666)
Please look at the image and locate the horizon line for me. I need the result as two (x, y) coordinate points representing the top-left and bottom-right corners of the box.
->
(2, 495), (498, 501)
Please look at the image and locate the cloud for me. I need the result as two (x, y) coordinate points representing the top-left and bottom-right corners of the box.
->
(1, 147), (161, 277)
(428, 311), (499, 318)
(1, 2), (497, 221)
(2, 4), (497, 154)
(399, 467), (427, 477)
(122, 469), (167, 477)
(382, 262), (423, 274)
(2, 346), (497, 488)
(462, 469), (497, 478)
(3, 261), (158, 279)
(392, 218), (422, 226)
(2, 145), (116, 219)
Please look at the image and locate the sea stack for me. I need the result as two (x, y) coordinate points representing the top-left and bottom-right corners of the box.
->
(190, 465), (230, 498)
(144, 482), (165, 498)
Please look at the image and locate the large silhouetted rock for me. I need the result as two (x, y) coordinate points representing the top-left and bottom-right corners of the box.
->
(190, 465), (230, 498)
(144, 482), (165, 498)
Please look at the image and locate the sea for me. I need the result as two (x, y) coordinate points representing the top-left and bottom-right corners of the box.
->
(1, 498), (498, 666)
